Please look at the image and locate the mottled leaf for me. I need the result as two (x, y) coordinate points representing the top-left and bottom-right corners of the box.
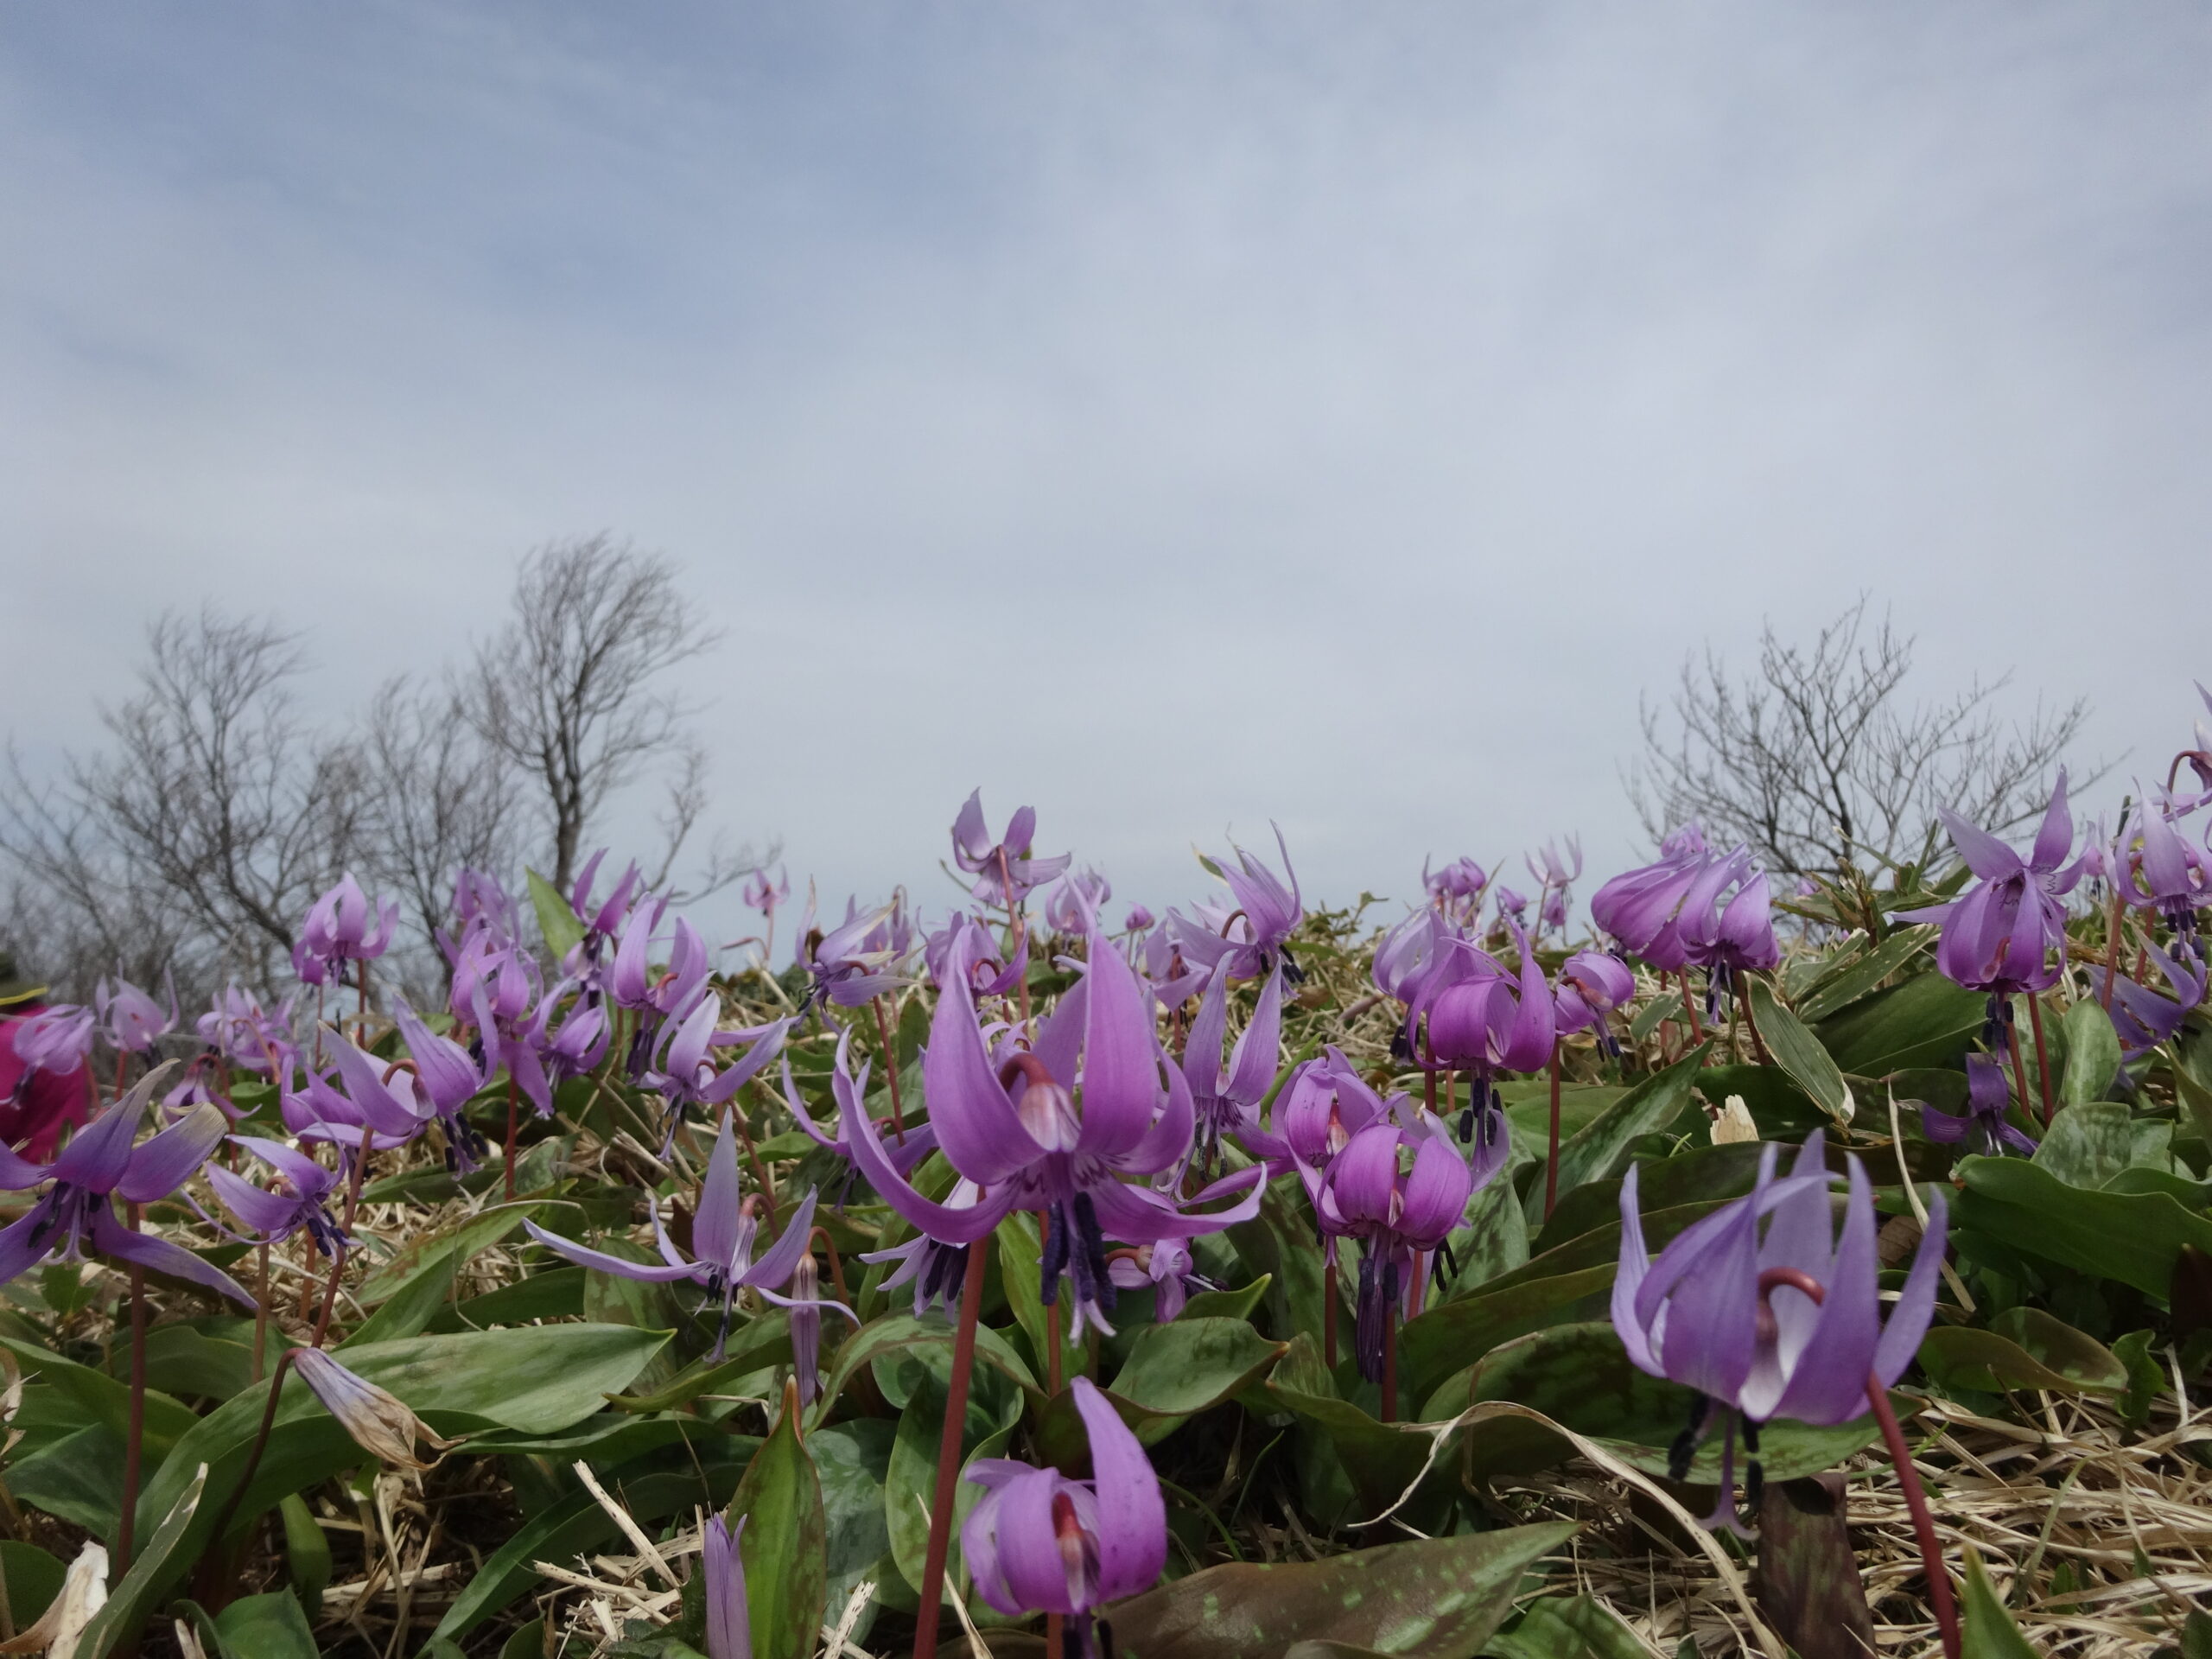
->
(730, 1392), (826, 1659)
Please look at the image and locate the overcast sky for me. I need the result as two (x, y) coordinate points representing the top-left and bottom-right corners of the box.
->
(4, 3), (2208, 932)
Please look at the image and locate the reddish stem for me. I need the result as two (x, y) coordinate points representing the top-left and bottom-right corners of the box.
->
(1679, 971), (1704, 1044)
(872, 996), (907, 1142)
(1738, 984), (1773, 1066)
(2101, 891), (2127, 1011)
(118, 1242), (147, 1572)
(807, 1225), (848, 1306)
(1866, 1373), (1961, 1659)
(2005, 1015), (2036, 1135)
(1323, 1255), (1338, 1370)
(2025, 994), (2056, 1126)
(912, 1238), (988, 1659)
(1381, 1293), (1398, 1423)
(504, 1071), (519, 1202)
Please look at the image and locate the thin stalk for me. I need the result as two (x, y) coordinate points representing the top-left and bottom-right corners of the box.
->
(1544, 1046), (1562, 1220)
(1738, 983), (1773, 1066)
(1323, 1255), (1338, 1370)
(807, 1226), (849, 1306)
(1866, 1372), (1961, 1659)
(2101, 889), (2127, 1010)
(1678, 970), (1704, 1044)
(503, 1071), (519, 1202)
(871, 996), (908, 1141)
(2025, 994), (2056, 1126)
(1380, 1294), (1397, 1423)
(253, 1243), (270, 1383)
(2005, 1015), (2036, 1134)
(203, 1346), (301, 1557)
(912, 1239), (989, 1659)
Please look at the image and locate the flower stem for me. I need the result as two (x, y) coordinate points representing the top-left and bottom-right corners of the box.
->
(871, 996), (907, 1142)
(2004, 1014), (2036, 1134)
(912, 1237), (988, 1659)
(1679, 971), (1704, 1045)
(2025, 994), (2056, 1126)
(503, 1071), (518, 1202)
(1738, 982), (1773, 1066)
(1544, 1046), (1562, 1220)
(1380, 1294), (1398, 1423)
(1323, 1255), (1338, 1370)
(1864, 1372), (1960, 1659)
(2101, 888), (2127, 1010)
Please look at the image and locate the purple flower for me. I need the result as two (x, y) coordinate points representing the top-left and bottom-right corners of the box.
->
(923, 913), (1023, 1001)
(1424, 855), (1491, 926)
(394, 1001), (491, 1169)
(533, 995), (611, 1090)
(840, 925), (1262, 1336)
(1407, 922), (1554, 1163)
(523, 1119), (839, 1359)
(952, 790), (1072, 907)
(1279, 1047), (1403, 1171)
(2113, 793), (2212, 956)
(702, 1512), (751, 1659)
(291, 1348), (454, 1469)
(1313, 1120), (1476, 1382)
(609, 904), (710, 1023)
(1138, 927), (1208, 1014)
(206, 1135), (348, 1254)
(860, 1180), (989, 1319)
(1526, 837), (1583, 933)
(741, 866), (790, 918)
(296, 874), (399, 979)
(96, 975), (177, 1056)
(283, 1029), (433, 1153)
(1107, 1237), (1211, 1322)
(196, 986), (296, 1077)
(642, 1001), (791, 1136)
(1042, 868), (1113, 937)
(1179, 958), (1288, 1165)
(0, 1067), (247, 1304)
(451, 867), (520, 943)
(1554, 950), (1636, 1051)
(1371, 907), (1449, 1008)
(962, 1374), (1166, 1642)
(777, 1037), (940, 1179)
(1611, 1134), (1947, 1532)
(1167, 829), (1304, 982)
(1122, 904), (1154, 933)
(561, 851), (645, 986)
(1590, 828), (1712, 972)
(11, 1005), (95, 1080)
(1925, 773), (2080, 998)
(1493, 886), (1530, 925)
(2090, 940), (2208, 1060)
(1919, 1057), (2037, 1157)
(799, 897), (913, 1011)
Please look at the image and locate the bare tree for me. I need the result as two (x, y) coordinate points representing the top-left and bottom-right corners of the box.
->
(1629, 599), (2101, 877)
(459, 535), (723, 893)
(0, 609), (362, 995)
(358, 675), (520, 975)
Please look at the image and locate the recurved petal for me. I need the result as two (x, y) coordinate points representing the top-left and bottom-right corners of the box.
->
(519, 1218), (700, 1282)
(691, 1120), (745, 1272)
(2030, 770), (2074, 873)
(1075, 933), (1167, 1160)
(1940, 808), (2025, 883)
(739, 1187), (820, 1292)
(1073, 1373), (1167, 1601)
(1764, 1160), (1882, 1426)
(920, 956), (1042, 1187)
(839, 1089), (1013, 1245)
(91, 1206), (253, 1305)
(1224, 962), (1287, 1106)
(1611, 1164), (1659, 1373)
(116, 1103), (227, 1204)
(52, 1064), (170, 1192)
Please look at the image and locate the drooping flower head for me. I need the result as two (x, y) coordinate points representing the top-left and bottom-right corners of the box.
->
(205, 1135), (349, 1255)
(2113, 792), (2212, 961)
(798, 896), (913, 1013)
(2090, 940), (2208, 1061)
(0, 1065), (247, 1305)
(840, 925), (1261, 1338)
(291, 1348), (455, 1470)
(1042, 868), (1113, 937)
(196, 985), (296, 1077)
(1526, 836), (1583, 935)
(1423, 855), (1490, 927)
(1611, 1133), (1948, 1533)
(1924, 774), (2079, 1014)
(923, 912), (1023, 1001)
(295, 874), (399, 982)
(11, 1005), (96, 1083)
(95, 975), (177, 1056)
(1919, 1057), (2037, 1157)
(702, 1512), (752, 1659)
(1313, 1119), (1478, 1382)
(952, 790), (1071, 908)
(1676, 851), (1780, 1013)
(962, 1375), (1166, 1650)
(640, 999), (791, 1144)
(1106, 1236), (1213, 1323)
(524, 1120), (842, 1360)
(1406, 921), (1554, 1167)
(1554, 950), (1637, 1054)
(1179, 957), (1288, 1166)
(1167, 828), (1304, 982)
(1590, 826), (1713, 972)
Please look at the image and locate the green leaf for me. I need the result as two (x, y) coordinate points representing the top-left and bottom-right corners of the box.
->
(1790, 926), (1936, 1025)
(1399, 1264), (1616, 1407)
(1746, 977), (1853, 1125)
(123, 1324), (672, 1631)
(180, 1588), (321, 1659)
(0, 1337), (197, 1457)
(885, 1372), (1020, 1612)
(76, 1461), (207, 1659)
(340, 1243), (457, 1347)
(808, 1313), (1037, 1430)
(2060, 997), (2124, 1108)
(1103, 1522), (1579, 1659)
(606, 1313), (793, 1413)
(123, 1324), (263, 1402)
(279, 1492), (331, 1618)
(1955, 1154), (2212, 1299)
(0, 1540), (65, 1629)
(2112, 1329), (2165, 1430)
(812, 1421), (893, 1632)
(729, 1395), (826, 1659)
(1532, 1140), (1772, 1257)
(1525, 1046), (1709, 1222)
(1814, 972), (1983, 1076)
(1262, 1385), (1443, 1526)
(1180, 1274), (1272, 1325)
(528, 867), (587, 959)
(1960, 1547), (2041, 1659)
(425, 1265), (587, 1333)
(1917, 1308), (2125, 1395)
(1227, 1179), (1330, 1351)
(995, 1210), (1052, 1379)
(10, 1424), (125, 1539)
(430, 1466), (746, 1647)
(1483, 1595), (1656, 1659)
(2030, 1101), (2171, 1191)
(1102, 1317), (1287, 1441)
(357, 1200), (569, 1306)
